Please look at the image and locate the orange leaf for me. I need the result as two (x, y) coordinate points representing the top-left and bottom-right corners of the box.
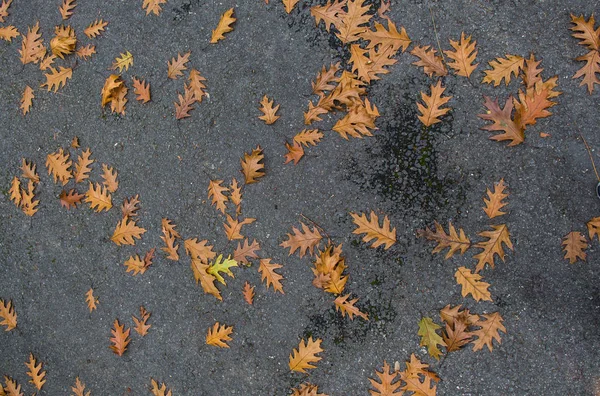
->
(210, 8), (236, 44)
(483, 179), (508, 219)
(206, 322), (233, 347)
(258, 258), (284, 294)
(109, 319), (131, 356)
(454, 266), (492, 302)
(241, 145), (265, 184)
(289, 337), (323, 373)
(350, 211), (396, 249)
(417, 80), (452, 127)
(562, 231), (588, 264)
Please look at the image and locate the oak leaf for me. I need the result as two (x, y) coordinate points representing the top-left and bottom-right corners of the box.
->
(150, 379), (172, 396)
(111, 51), (133, 72)
(410, 45), (447, 77)
(191, 258), (222, 300)
(259, 258), (284, 294)
(46, 148), (72, 185)
(174, 84), (195, 119)
(224, 215), (256, 240)
(85, 288), (98, 312)
(132, 77), (151, 103)
(3, 376), (23, 396)
(562, 231), (588, 264)
(109, 319), (131, 356)
(111, 218), (146, 246)
(229, 178), (242, 214)
(280, 222), (323, 257)
(167, 52), (191, 79)
(311, 62), (340, 95)
(310, 1), (346, 33)
(0, 0), (12, 23)
(289, 337), (323, 373)
(189, 69), (207, 102)
(455, 266), (492, 302)
(478, 96), (524, 146)
(184, 238), (216, 263)
(570, 14), (600, 51)
(258, 95), (280, 124)
(368, 361), (401, 396)
(418, 317), (446, 360)
(473, 224), (513, 272)
(284, 142), (304, 165)
(0, 25), (19, 42)
(84, 19), (108, 38)
(0, 299), (17, 331)
(208, 179), (229, 214)
(417, 220), (470, 259)
(291, 383), (328, 396)
(417, 80), (452, 127)
(101, 164), (118, 192)
(59, 0), (76, 19)
(233, 238), (260, 265)
(133, 306), (151, 336)
(335, 0), (371, 44)
(207, 254), (238, 285)
(471, 312), (506, 352)
(242, 281), (255, 305)
(206, 322), (233, 347)
(334, 294), (368, 320)
(444, 32), (478, 77)
(72, 377), (90, 396)
(210, 8), (236, 44)
(350, 211), (396, 249)
(20, 22), (46, 64)
(74, 148), (94, 183)
(482, 54), (524, 86)
(20, 86), (34, 115)
(76, 44), (96, 60)
(483, 179), (508, 218)
(60, 189), (84, 209)
(362, 20), (411, 53)
(143, 0), (167, 16)
(573, 50), (600, 93)
(442, 320), (472, 352)
(25, 353), (46, 390)
(85, 182), (112, 212)
(587, 217), (600, 241)
(241, 145), (265, 184)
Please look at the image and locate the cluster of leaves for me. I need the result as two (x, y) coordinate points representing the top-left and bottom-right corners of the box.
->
(418, 305), (506, 361)
(369, 355), (439, 396)
(562, 216), (600, 264)
(570, 14), (600, 93)
(418, 179), (513, 302)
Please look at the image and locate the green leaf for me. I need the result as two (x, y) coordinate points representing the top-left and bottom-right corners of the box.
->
(207, 254), (238, 285)
(418, 317), (446, 360)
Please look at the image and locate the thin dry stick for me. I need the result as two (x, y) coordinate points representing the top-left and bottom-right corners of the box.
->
(580, 134), (600, 182)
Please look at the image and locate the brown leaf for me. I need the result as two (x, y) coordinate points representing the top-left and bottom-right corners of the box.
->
(167, 51), (191, 79)
(59, 0), (76, 19)
(258, 95), (280, 124)
(350, 211), (396, 249)
(482, 54), (524, 86)
(280, 222), (323, 257)
(289, 337), (323, 373)
(0, 298), (17, 331)
(85, 288), (98, 312)
(175, 84), (195, 119)
(478, 96), (524, 146)
(242, 281), (255, 305)
(133, 306), (151, 336)
(417, 220), (471, 259)
(208, 179), (229, 214)
(74, 148), (94, 183)
(224, 215), (256, 240)
(60, 189), (84, 209)
(109, 319), (131, 356)
(233, 238), (260, 265)
(111, 218), (146, 246)
(455, 266), (492, 302)
(20, 22), (46, 64)
(417, 80), (452, 127)
(471, 312), (506, 352)
(258, 258), (284, 294)
(334, 294), (368, 320)
(444, 32), (478, 77)
(562, 231), (588, 264)
(85, 182), (112, 212)
(483, 179), (508, 219)
(206, 322), (233, 347)
(473, 224), (513, 272)
(25, 354), (46, 390)
(20, 86), (34, 115)
(241, 145), (265, 184)
(132, 77), (151, 103)
(84, 19), (108, 38)
(210, 8), (236, 43)
(101, 164), (118, 192)
(410, 45), (447, 77)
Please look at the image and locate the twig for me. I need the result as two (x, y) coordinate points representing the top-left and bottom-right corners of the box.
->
(580, 134), (600, 182)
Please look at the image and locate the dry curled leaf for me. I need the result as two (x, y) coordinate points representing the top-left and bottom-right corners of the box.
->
(85, 288), (98, 312)
(206, 322), (233, 348)
(417, 220), (471, 259)
(258, 95), (280, 124)
(259, 258), (284, 294)
(562, 231), (588, 264)
(417, 80), (452, 127)
(280, 222), (323, 257)
(241, 145), (265, 184)
(210, 8), (236, 44)
(109, 319), (131, 356)
(111, 218), (147, 246)
(350, 211), (396, 249)
(289, 337), (323, 373)
(455, 266), (492, 302)
(0, 299), (17, 331)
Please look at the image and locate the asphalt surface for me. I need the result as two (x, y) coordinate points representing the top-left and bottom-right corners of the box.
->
(1, 0), (599, 395)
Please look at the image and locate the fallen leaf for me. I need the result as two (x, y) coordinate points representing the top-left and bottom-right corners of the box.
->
(418, 317), (446, 360)
(59, 0), (76, 19)
(132, 77), (151, 103)
(417, 220), (471, 259)
(133, 306), (151, 336)
(350, 211), (396, 249)
(20, 86), (34, 115)
(444, 32), (478, 77)
(455, 266), (492, 302)
(84, 19), (108, 38)
(473, 224), (513, 272)
(241, 145), (265, 184)
(210, 8), (236, 44)
(482, 54), (524, 86)
(289, 337), (323, 373)
(233, 238), (260, 265)
(206, 322), (233, 347)
(167, 52), (191, 79)
(60, 189), (84, 209)
(410, 45), (447, 77)
(280, 222), (323, 257)
(109, 319), (131, 356)
(259, 258), (284, 294)
(0, 299), (17, 331)
(334, 294), (368, 320)
(562, 231), (588, 264)
(85, 182), (112, 212)
(483, 179), (509, 219)
(111, 218), (146, 246)
(258, 95), (280, 124)
(41, 66), (72, 92)
(417, 80), (452, 127)
(471, 312), (506, 352)
(242, 281), (255, 305)
(111, 51), (133, 72)
(85, 288), (98, 312)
